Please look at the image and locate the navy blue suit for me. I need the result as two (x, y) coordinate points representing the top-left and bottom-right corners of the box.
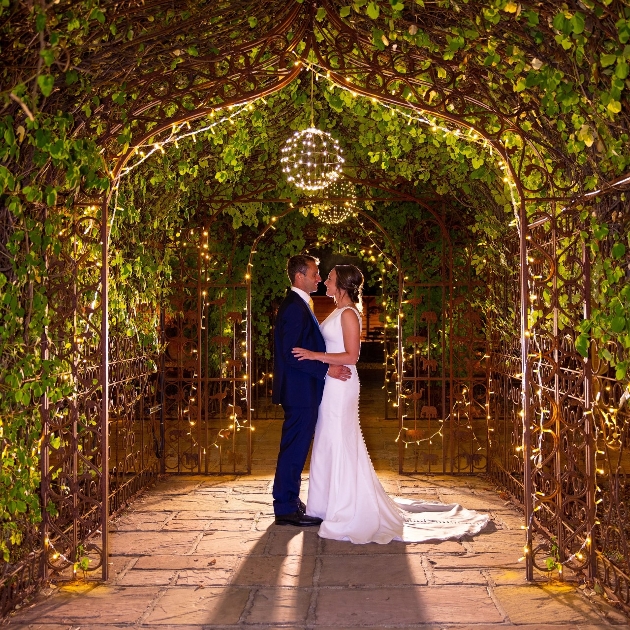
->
(272, 290), (328, 515)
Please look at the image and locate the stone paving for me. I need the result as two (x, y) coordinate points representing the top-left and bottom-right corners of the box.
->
(5, 470), (628, 629)
(4, 371), (629, 629)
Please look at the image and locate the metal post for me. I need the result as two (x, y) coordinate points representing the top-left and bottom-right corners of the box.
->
(101, 197), (109, 581)
(246, 274), (253, 474)
(519, 197), (534, 581)
(583, 240), (596, 579)
(197, 242), (203, 473)
(159, 308), (166, 475)
(40, 205), (50, 579)
(552, 213), (564, 577)
(398, 269), (404, 474)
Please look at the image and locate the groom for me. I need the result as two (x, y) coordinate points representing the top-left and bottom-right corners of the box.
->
(272, 255), (351, 526)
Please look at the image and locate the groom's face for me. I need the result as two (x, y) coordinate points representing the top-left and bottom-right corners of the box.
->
(300, 261), (321, 295)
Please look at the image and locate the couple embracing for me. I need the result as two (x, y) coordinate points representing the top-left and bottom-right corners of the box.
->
(271, 254), (488, 544)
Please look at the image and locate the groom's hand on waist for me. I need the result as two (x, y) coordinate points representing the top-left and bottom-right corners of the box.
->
(327, 365), (352, 381)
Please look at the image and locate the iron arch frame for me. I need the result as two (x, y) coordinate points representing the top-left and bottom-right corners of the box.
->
(18, 0), (625, 611)
(82, 16), (574, 585)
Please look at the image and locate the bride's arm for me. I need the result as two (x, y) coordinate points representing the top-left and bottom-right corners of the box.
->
(293, 309), (361, 365)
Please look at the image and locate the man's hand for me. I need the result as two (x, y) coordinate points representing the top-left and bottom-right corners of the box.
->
(327, 365), (352, 381)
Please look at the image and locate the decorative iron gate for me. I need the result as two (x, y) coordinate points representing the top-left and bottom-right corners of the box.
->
(163, 219), (251, 474)
(395, 201), (488, 473)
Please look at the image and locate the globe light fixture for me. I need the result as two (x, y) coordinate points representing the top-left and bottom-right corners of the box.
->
(281, 127), (344, 192)
(312, 178), (358, 225)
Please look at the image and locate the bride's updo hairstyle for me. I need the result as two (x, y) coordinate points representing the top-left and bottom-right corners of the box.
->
(334, 264), (364, 312)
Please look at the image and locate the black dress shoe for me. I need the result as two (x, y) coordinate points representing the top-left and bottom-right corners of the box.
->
(275, 511), (323, 527)
(297, 498), (306, 514)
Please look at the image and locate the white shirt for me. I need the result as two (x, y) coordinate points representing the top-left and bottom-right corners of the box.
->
(291, 286), (328, 374)
(291, 286), (312, 307)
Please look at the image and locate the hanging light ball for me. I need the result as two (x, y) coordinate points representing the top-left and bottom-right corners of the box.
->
(281, 127), (344, 192)
(313, 179), (358, 225)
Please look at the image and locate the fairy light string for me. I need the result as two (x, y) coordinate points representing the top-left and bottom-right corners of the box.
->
(515, 275), (594, 572)
(293, 56), (519, 200)
(117, 103), (254, 179)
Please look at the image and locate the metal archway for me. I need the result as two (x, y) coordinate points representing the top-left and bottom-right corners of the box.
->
(17, 0), (626, 610)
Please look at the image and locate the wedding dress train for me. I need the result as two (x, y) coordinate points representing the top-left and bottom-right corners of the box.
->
(306, 306), (489, 544)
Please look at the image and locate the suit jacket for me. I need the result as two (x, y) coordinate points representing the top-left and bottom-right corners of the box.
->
(272, 290), (328, 407)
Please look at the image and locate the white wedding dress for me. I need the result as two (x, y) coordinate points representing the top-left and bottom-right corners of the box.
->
(307, 306), (489, 544)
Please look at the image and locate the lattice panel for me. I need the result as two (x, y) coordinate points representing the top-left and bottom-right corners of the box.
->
(108, 336), (160, 513)
(395, 205), (488, 473)
(524, 207), (594, 577)
(41, 203), (105, 577)
(163, 221), (251, 474)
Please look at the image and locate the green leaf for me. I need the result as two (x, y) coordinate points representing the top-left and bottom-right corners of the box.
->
(3, 126), (14, 146)
(570, 12), (585, 35)
(248, 16), (258, 28)
(316, 6), (326, 20)
(328, 93), (343, 111)
(187, 45), (199, 56)
(340, 6), (351, 17)
(90, 8), (105, 23)
(372, 28), (385, 51)
(0, 165), (14, 192)
(552, 13), (570, 34)
(523, 10), (539, 26)
(37, 74), (54, 97)
(45, 186), (57, 207)
(607, 99), (622, 114)
(600, 53), (617, 68)
(366, 1), (379, 19)
(215, 170), (228, 183)
(615, 60), (629, 79)
(592, 223), (609, 240)
(35, 12), (46, 32)
(577, 124), (594, 147)
(612, 242), (626, 259)
(618, 20), (630, 44)
(575, 333), (589, 357)
(616, 362), (627, 381)
(65, 70), (78, 85)
(40, 48), (55, 67)
(611, 316), (626, 333)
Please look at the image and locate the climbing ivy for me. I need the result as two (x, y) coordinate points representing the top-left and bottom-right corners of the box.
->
(1, 0), (630, 567)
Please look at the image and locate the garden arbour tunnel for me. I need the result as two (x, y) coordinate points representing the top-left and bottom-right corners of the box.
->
(2, 0), (630, 618)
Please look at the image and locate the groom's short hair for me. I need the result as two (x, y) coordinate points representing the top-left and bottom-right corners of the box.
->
(287, 255), (319, 285)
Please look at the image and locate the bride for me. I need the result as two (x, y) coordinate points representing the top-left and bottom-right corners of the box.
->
(292, 264), (489, 544)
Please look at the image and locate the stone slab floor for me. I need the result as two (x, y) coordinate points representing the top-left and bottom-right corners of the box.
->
(5, 372), (629, 629)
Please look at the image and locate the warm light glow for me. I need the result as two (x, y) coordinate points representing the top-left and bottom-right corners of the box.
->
(311, 178), (358, 224)
(281, 127), (344, 191)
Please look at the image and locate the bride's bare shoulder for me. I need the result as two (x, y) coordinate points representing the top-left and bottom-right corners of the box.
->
(340, 306), (362, 323)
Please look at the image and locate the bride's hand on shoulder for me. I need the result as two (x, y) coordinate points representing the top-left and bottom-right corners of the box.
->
(292, 347), (314, 361)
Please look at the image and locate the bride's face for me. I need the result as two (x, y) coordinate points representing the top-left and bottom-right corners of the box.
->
(324, 269), (337, 298)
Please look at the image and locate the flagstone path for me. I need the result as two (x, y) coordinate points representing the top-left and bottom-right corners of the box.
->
(4, 370), (629, 629)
